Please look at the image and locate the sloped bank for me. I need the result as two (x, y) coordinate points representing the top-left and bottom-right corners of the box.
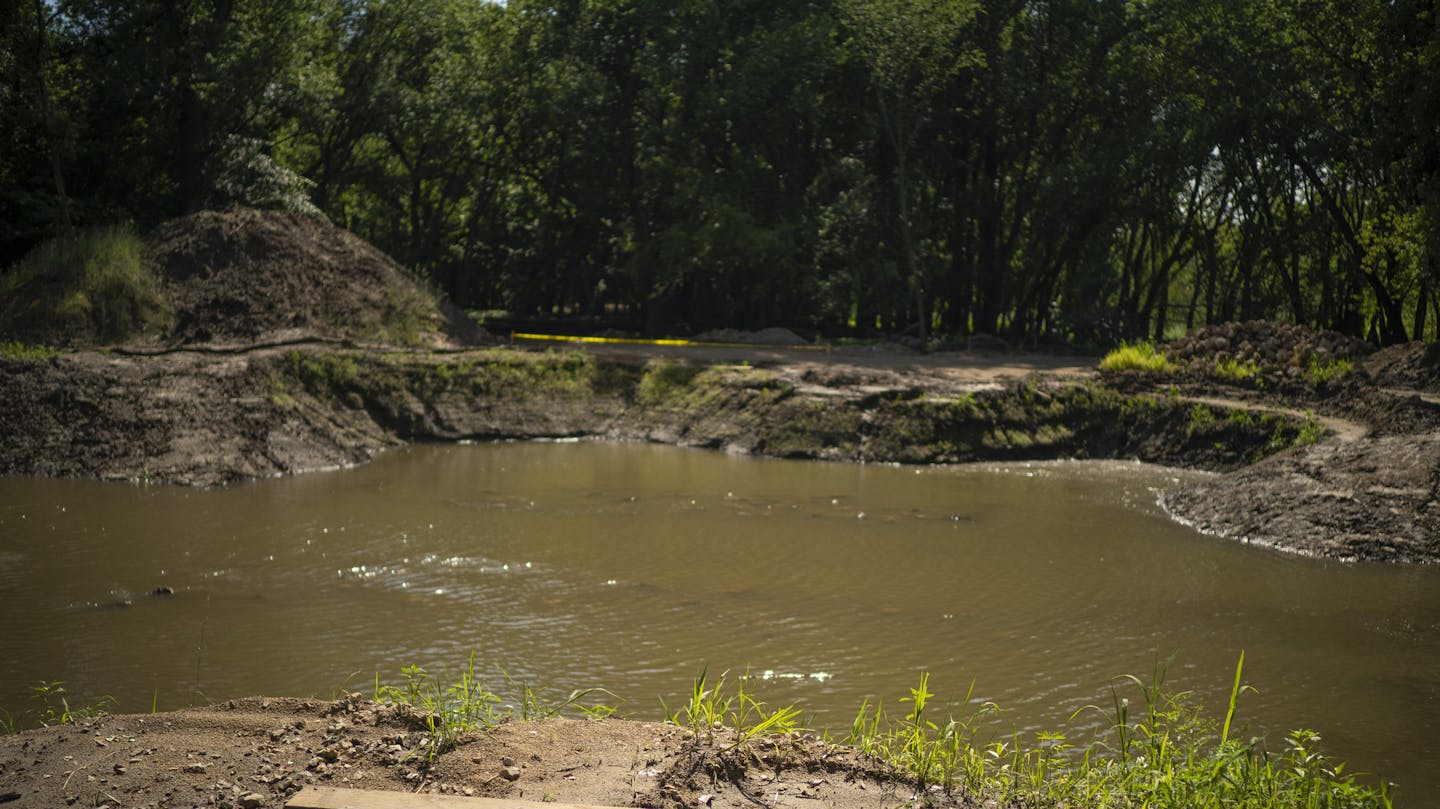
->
(1, 345), (1309, 489)
(271, 347), (1313, 472)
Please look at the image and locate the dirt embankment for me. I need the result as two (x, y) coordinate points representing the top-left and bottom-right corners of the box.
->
(0, 696), (937, 809)
(2, 210), (1437, 563)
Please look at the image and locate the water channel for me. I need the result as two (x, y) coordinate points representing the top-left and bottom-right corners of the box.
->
(2, 442), (1437, 799)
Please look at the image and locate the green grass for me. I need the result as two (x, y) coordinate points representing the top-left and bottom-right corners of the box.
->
(662, 667), (803, 748)
(1214, 357), (1263, 383)
(1, 682), (116, 730)
(0, 225), (171, 345)
(370, 654), (614, 763)
(1306, 356), (1354, 384)
(0, 340), (58, 361)
(1295, 412), (1327, 446)
(637, 359), (704, 404)
(1099, 342), (1177, 373)
(839, 658), (1390, 808)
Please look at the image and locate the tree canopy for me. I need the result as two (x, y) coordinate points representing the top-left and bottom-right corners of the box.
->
(3, 0), (1437, 344)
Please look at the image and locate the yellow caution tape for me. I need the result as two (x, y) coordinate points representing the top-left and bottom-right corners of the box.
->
(510, 332), (830, 351)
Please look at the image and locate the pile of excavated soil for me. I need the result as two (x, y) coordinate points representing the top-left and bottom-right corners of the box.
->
(144, 208), (486, 347)
(1363, 340), (1440, 393)
(1164, 320), (1371, 378)
(0, 698), (954, 809)
(691, 327), (810, 346)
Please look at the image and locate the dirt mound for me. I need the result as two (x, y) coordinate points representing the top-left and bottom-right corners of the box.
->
(144, 208), (486, 347)
(692, 327), (810, 345)
(0, 700), (940, 809)
(1363, 341), (1440, 393)
(1164, 320), (1371, 378)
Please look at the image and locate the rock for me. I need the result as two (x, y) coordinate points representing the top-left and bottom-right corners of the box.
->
(499, 756), (516, 767)
(150, 586), (174, 596)
(182, 763), (207, 774)
(499, 766), (522, 781)
(238, 791), (264, 808)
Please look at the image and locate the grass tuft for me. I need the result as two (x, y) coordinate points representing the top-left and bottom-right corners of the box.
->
(662, 667), (803, 748)
(1306, 356), (1354, 384)
(0, 340), (58, 361)
(1214, 357), (1263, 383)
(371, 654), (615, 763)
(0, 225), (171, 345)
(841, 658), (1391, 808)
(1099, 342), (1177, 373)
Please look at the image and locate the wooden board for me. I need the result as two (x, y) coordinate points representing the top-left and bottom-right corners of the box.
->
(285, 786), (625, 809)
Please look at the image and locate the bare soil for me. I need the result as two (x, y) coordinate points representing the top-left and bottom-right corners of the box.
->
(0, 697), (960, 809)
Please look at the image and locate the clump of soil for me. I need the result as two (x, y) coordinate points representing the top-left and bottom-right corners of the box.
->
(144, 208), (486, 348)
(0, 699), (947, 809)
(1164, 320), (1371, 379)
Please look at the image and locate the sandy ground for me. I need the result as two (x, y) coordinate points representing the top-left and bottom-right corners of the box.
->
(0, 697), (962, 809)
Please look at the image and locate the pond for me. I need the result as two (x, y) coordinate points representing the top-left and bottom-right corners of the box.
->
(1, 442), (1436, 798)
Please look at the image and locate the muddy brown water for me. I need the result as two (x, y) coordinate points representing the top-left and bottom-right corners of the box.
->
(2, 442), (1437, 799)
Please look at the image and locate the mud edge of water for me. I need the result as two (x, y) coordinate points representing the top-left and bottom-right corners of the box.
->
(3, 346), (1434, 562)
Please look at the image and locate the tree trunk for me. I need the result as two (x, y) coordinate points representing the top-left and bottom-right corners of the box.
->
(31, 0), (71, 230)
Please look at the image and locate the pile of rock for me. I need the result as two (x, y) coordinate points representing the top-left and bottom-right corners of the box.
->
(1164, 320), (1372, 377)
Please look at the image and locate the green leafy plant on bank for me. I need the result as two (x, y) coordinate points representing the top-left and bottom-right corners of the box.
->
(1099, 342), (1177, 373)
(662, 667), (803, 748)
(842, 657), (1390, 809)
(0, 340), (57, 361)
(12, 681), (116, 729)
(1214, 357), (1263, 383)
(371, 654), (614, 763)
(1306, 356), (1354, 384)
(1295, 412), (1328, 446)
(0, 225), (171, 345)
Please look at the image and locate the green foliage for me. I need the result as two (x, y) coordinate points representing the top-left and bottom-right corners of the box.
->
(1099, 342), (1177, 373)
(1214, 358), (1263, 383)
(844, 661), (1391, 808)
(10, 682), (116, 729)
(1186, 403), (1216, 436)
(211, 135), (321, 215)
(662, 668), (803, 749)
(1296, 413), (1328, 447)
(0, 226), (170, 345)
(372, 654), (614, 763)
(3, 0), (1438, 344)
(1306, 356), (1355, 384)
(637, 361), (703, 405)
(0, 340), (57, 361)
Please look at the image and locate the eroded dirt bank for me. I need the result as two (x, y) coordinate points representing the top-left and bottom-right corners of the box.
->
(2, 210), (1436, 561)
(0, 696), (939, 809)
(2, 333), (1437, 561)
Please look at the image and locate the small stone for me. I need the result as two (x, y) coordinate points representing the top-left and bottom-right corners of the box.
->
(500, 756), (517, 767)
(697, 794), (713, 806)
(317, 749), (339, 763)
(183, 763), (207, 774)
(238, 791), (264, 808)
(268, 729), (284, 742)
(499, 766), (522, 781)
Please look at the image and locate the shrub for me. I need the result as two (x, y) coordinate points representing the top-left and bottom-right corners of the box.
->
(1099, 342), (1177, 373)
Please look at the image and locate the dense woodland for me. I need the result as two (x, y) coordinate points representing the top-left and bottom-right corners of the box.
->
(2, 0), (1437, 344)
